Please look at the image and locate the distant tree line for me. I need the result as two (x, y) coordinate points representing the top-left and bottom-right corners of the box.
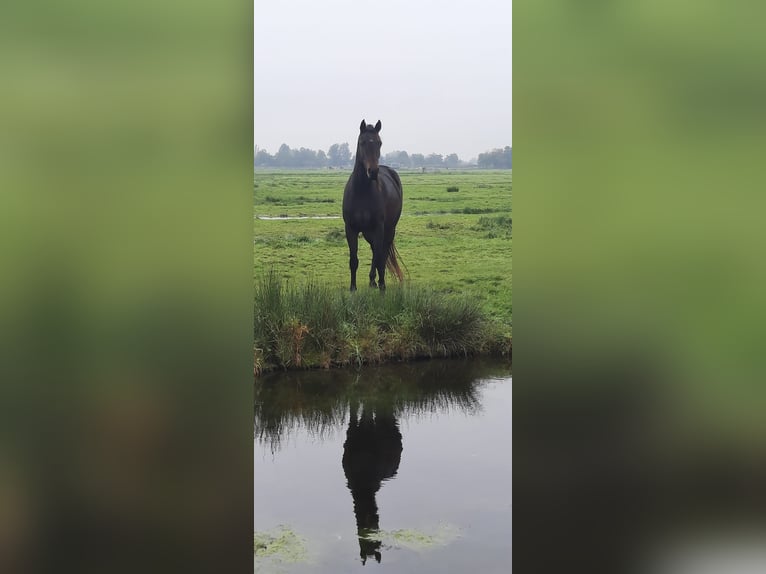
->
(477, 146), (512, 169)
(254, 143), (511, 169)
(254, 143), (351, 168)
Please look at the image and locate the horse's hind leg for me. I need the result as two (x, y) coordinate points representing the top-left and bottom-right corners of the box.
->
(346, 224), (359, 291)
(379, 228), (396, 288)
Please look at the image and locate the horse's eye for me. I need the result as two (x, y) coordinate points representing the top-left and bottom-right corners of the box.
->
(377, 142), (382, 147)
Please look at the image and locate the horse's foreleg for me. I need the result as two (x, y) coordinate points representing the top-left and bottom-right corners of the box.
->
(372, 229), (387, 291)
(368, 259), (377, 288)
(369, 241), (378, 287)
(362, 230), (381, 288)
(346, 225), (359, 291)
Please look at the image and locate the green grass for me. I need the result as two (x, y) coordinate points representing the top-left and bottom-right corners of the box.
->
(254, 169), (512, 327)
(254, 273), (510, 373)
(253, 169), (511, 217)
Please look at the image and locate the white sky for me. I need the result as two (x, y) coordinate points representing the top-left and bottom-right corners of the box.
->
(254, 0), (511, 161)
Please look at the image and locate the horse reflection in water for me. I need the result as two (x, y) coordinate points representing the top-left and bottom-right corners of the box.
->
(255, 361), (490, 564)
(342, 398), (403, 565)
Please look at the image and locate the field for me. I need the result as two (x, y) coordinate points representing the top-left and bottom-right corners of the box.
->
(253, 169), (512, 324)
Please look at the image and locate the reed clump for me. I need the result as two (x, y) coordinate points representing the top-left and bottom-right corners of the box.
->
(254, 272), (510, 374)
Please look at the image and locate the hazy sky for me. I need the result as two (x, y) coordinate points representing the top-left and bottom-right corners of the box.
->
(254, 0), (511, 161)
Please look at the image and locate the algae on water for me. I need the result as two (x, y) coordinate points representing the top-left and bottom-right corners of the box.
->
(254, 523), (460, 572)
(362, 523), (462, 552)
(254, 526), (308, 563)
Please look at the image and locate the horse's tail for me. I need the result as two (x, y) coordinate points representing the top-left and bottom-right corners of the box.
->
(386, 241), (408, 283)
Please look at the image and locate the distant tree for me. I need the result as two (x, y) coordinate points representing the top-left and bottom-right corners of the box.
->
(316, 149), (327, 166)
(327, 143), (338, 165)
(410, 153), (425, 168)
(338, 142), (352, 166)
(383, 150), (410, 167)
(426, 153), (443, 167)
(444, 153), (460, 168)
(327, 143), (351, 167)
(477, 147), (512, 169)
(254, 149), (273, 167)
(276, 143), (292, 166)
(395, 150), (411, 167)
(295, 147), (317, 167)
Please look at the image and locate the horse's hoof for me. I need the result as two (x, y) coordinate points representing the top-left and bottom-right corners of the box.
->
(350, 286), (357, 292)
(369, 281), (377, 288)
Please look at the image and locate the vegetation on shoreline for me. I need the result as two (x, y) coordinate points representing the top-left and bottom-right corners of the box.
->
(253, 170), (511, 374)
(254, 273), (511, 375)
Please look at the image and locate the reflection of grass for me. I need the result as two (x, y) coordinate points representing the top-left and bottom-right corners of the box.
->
(254, 358), (508, 452)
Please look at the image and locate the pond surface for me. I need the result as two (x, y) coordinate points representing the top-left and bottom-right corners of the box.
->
(254, 359), (512, 573)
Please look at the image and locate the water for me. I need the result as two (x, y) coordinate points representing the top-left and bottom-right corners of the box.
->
(254, 359), (512, 573)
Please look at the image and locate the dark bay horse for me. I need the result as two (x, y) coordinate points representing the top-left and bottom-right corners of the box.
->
(342, 120), (404, 291)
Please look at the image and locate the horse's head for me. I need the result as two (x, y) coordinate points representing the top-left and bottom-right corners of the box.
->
(357, 119), (382, 180)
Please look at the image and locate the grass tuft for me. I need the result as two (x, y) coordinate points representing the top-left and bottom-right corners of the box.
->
(254, 272), (509, 373)
(474, 215), (512, 237)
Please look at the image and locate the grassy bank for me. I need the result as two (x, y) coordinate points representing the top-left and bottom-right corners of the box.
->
(254, 273), (511, 375)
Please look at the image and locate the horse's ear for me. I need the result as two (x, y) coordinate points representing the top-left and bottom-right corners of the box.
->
(374, 120), (381, 133)
(360, 120), (367, 132)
